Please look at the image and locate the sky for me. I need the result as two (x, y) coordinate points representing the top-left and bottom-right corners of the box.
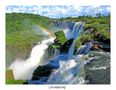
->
(6, 5), (110, 18)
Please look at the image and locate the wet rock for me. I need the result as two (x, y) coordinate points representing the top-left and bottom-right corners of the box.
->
(31, 64), (54, 80)
(91, 41), (110, 52)
(76, 42), (93, 55)
(60, 39), (74, 54)
(85, 67), (110, 84)
(92, 43), (103, 51)
(85, 51), (110, 84)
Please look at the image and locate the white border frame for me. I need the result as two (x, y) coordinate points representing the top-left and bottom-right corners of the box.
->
(0, 0), (115, 90)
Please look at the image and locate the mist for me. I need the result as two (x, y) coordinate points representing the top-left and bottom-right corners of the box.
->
(9, 38), (55, 80)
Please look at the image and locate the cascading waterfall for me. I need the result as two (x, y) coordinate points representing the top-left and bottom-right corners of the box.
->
(47, 22), (85, 68)
(47, 42), (93, 84)
(67, 22), (85, 59)
(9, 38), (55, 80)
(27, 21), (92, 84)
(9, 21), (93, 84)
(46, 22), (93, 84)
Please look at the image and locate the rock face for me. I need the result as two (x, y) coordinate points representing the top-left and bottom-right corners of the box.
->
(60, 39), (74, 54)
(80, 27), (110, 52)
(91, 41), (110, 52)
(84, 51), (110, 84)
(85, 67), (110, 84)
(51, 20), (75, 30)
(31, 64), (54, 80)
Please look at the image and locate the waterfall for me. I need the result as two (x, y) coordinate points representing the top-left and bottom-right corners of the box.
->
(67, 22), (85, 59)
(47, 42), (93, 84)
(45, 22), (93, 84)
(27, 21), (90, 84)
(9, 38), (55, 80)
(9, 20), (93, 84)
(47, 22), (85, 68)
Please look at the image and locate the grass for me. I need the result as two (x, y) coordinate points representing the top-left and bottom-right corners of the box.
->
(54, 30), (67, 45)
(6, 69), (14, 80)
(6, 13), (49, 67)
(6, 69), (26, 84)
(6, 79), (26, 84)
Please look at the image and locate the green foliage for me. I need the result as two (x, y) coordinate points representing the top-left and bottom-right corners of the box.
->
(54, 30), (67, 45)
(6, 69), (26, 84)
(6, 79), (26, 84)
(6, 13), (51, 67)
(74, 38), (82, 53)
(57, 15), (110, 50)
(74, 15), (110, 49)
(6, 13), (53, 33)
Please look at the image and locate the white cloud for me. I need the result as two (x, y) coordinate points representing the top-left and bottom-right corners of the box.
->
(6, 5), (110, 18)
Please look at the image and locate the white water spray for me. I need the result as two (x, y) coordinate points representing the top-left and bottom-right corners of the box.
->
(9, 38), (55, 80)
(47, 42), (93, 84)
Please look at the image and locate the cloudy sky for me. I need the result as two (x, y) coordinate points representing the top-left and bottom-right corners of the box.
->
(6, 5), (110, 18)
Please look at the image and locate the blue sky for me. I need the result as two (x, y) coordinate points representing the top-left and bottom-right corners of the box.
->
(6, 5), (110, 18)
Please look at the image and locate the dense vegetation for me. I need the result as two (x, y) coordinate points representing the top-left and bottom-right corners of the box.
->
(6, 13), (53, 67)
(57, 15), (110, 49)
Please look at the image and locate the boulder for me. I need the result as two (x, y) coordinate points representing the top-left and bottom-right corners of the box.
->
(91, 41), (110, 52)
(85, 51), (110, 84)
(31, 64), (54, 80)
(60, 39), (74, 53)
